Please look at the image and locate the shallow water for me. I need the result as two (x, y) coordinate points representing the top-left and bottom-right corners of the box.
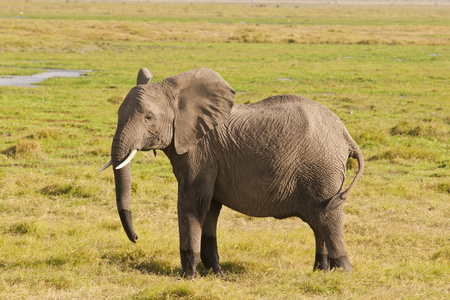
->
(0, 69), (91, 87)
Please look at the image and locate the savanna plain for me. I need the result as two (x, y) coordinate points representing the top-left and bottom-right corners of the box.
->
(0, 0), (449, 299)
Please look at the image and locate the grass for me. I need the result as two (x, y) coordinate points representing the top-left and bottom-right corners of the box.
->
(0, 0), (449, 299)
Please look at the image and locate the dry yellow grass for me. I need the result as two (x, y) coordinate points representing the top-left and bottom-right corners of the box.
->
(1, 18), (449, 52)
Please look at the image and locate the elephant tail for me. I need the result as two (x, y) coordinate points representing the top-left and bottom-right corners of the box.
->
(325, 147), (364, 214)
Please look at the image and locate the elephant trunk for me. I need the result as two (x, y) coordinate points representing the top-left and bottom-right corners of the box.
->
(111, 131), (138, 243)
(113, 163), (138, 243)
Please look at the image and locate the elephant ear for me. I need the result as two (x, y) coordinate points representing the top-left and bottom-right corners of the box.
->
(164, 68), (235, 155)
(136, 68), (153, 85)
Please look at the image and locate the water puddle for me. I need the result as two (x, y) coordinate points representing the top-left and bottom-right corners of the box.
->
(0, 69), (91, 87)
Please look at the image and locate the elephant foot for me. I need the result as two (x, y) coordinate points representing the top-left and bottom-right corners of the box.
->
(314, 253), (352, 273)
(313, 252), (330, 271)
(202, 266), (227, 279)
(200, 235), (225, 278)
(179, 249), (200, 279)
(178, 269), (197, 279)
(329, 255), (352, 273)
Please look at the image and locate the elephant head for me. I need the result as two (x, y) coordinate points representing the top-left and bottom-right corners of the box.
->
(99, 68), (235, 242)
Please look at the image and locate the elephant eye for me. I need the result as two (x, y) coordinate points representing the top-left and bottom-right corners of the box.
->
(145, 115), (152, 121)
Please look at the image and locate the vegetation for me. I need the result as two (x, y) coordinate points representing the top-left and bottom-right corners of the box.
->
(0, 1), (448, 299)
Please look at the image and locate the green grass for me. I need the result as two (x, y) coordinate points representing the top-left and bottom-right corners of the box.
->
(0, 1), (449, 299)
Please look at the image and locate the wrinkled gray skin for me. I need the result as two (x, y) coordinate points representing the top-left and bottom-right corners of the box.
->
(103, 68), (364, 278)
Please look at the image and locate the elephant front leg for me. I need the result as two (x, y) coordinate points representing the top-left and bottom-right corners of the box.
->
(178, 211), (202, 279)
(177, 175), (218, 279)
(179, 248), (200, 279)
(200, 200), (225, 277)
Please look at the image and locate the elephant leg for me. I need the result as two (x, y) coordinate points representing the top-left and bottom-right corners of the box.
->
(200, 200), (224, 277)
(178, 224), (201, 278)
(177, 181), (217, 279)
(178, 206), (203, 279)
(311, 227), (330, 271)
(320, 209), (352, 273)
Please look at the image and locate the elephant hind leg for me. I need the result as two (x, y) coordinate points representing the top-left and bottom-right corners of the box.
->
(200, 200), (225, 277)
(311, 226), (330, 271)
(320, 209), (352, 273)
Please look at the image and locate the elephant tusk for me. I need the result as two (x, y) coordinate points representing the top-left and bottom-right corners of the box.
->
(116, 149), (137, 170)
(97, 160), (112, 172)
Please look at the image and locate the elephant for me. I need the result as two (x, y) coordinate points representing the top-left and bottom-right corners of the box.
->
(99, 67), (364, 278)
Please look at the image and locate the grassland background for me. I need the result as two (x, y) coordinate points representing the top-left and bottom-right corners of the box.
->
(0, 0), (449, 299)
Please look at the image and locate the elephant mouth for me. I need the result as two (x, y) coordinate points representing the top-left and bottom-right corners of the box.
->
(140, 146), (158, 157)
